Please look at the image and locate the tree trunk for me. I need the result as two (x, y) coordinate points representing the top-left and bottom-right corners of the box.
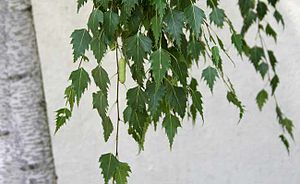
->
(0, 0), (57, 183)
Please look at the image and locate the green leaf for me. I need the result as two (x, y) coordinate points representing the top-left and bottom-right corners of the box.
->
(93, 91), (109, 118)
(202, 66), (219, 93)
(184, 5), (205, 38)
(268, 0), (279, 7)
(274, 10), (284, 26)
(123, 107), (149, 149)
(55, 108), (72, 133)
(122, 0), (139, 15)
(190, 90), (204, 121)
(231, 33), (243, 55)
(249, 46), (264, 69)
(166, 85), (187, 118)
(150, 48), (171, 85)
(238, 0), (255, 17)
(209, 8), (225, 28)
(103, 11), (120, 40)
(77, 0), (88, 12)
(88, 9), (103, 35)
(114, 162), (131, 184)
(256, 1), (268, 20)
(281, 118), (294, 140)
(256, 89), (268, 111)
(151, 15), (163, 46)
(211, 46), (220, 66)
(270, 74), (279, 95)
(71, 29), (92, 62)
(265, 24), (277, 42)
(279, 134), (290, 154)
(92, 65), (110, 95)
(164, 9), (185, 46)
(99, 153), (120, 184)
(170, 54), (188, 86)
(226, 91), (245, 121)
(268, 50), (277, 72)
(241, 11), (257, 35)
(125, 33), (152, 64)
(152, 0), (167, 17)
(162, 113), (181, 148)
(258, 62), (269, 79)
(146, 83), (166, 115)
(69, 67), (91, 104)
(91, 31), (107, 62)
(64, 85), (76, 111)
(207, 0), (219, 8)
(126, 86), (147, 109)
(102, 116), (114, 142)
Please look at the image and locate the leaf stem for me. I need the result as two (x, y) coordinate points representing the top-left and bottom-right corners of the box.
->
(115, 44), (120, 158)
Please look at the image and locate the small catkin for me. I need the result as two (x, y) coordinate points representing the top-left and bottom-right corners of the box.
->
(119, 57), (126, 84)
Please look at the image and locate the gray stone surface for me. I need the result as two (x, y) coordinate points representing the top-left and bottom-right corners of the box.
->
(31, 0), (300, 183)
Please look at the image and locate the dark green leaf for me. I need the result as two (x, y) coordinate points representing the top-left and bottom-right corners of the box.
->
(256, 89), (268, 111)
(256, 1), (268, 20)
(258, 62), (269, 79)
(91, 31), (107, 62)
(69, 67), (91, 104)
(71, 29), (92, 61)
(227, 91), (245, 121)
(265, 24), (277, 42)
(279, 134), (290, 154)
(164, 9), (185, 46)
(99, 153), (120, 184)
(202, 66), (219, 93)
(88, 9), (103, 35)
(209, 8), (225, 28)
(184, 5), (205, 38)
(270, 74), (279, 95)
(64, 85), (76, 111)
(104, 11), (120, 40)
(150, 48), (171, 85)
(166, 85), (187, 118)
(162, 113), (181, 148)
(92, 65), (110, 95)
(55, 108), (72, 133)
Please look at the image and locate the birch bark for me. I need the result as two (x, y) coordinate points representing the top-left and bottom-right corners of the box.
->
(0, 0), (57, 183)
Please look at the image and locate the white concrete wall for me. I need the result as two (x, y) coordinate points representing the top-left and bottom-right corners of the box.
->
(31, 1), (300, 183)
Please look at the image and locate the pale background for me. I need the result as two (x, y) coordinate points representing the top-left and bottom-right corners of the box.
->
(31, 0), (300, 183)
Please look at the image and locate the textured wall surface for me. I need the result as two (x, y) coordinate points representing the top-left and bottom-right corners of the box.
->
(31, 1), (300, 183)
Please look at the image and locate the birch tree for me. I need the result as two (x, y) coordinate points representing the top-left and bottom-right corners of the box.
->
(0, 0), (56, 183)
